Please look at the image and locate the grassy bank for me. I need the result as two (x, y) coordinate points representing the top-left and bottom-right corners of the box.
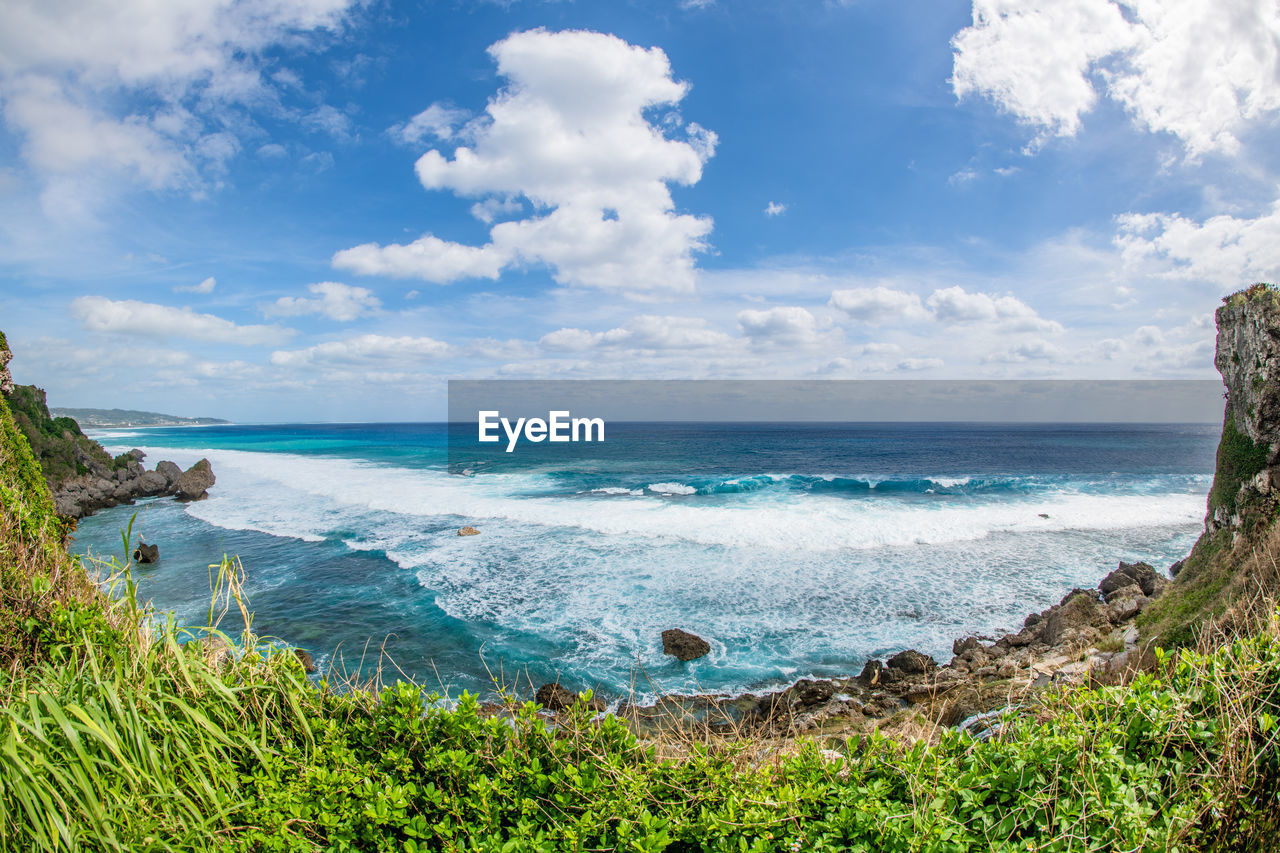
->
(2, 386), (1280, 850)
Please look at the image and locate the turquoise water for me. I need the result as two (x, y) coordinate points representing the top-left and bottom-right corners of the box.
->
(72, 421), (1217, 703)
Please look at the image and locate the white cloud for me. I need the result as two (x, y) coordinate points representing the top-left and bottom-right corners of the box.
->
(829, 286), (929, 323)
(333, 29), (717, 294)
(952, 0), (1280, 156)
(895, 357), (945, 371)
(270, 334), (450, 367)
(71, 295), (294, 346)
(389, 103), (471, 145)
(1115, 197), (1280, 289)
(736, 306), (826, 346)
(764, 201), (787, 216)
(0, 0), (358, 211)
(470, 196), (523, 224)
(926, 286), (1063, 332)
(264, 281), (382, 321)
(175, 276), (216, 294)
(539, 314), (733, 352)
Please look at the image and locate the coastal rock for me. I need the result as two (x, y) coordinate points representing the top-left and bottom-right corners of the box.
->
(175, 458), (215, 502)
(138, 470), (168, 496)
(1043, 591), (1106, 646)
(886, 649), (935, 675)
(953, 636), (980, 656)
(662, 628), (710, 661)
(132, 543), (158, 564)
(294, 649), (317, 673)
(1099, 561), (1164, 599)
(1104, 584), (1149, 623)
(156, 460), (182, 490)
(1169, 558), (1185, 579)
(457, 526), (480, 536)
(535, 683), (605, 712)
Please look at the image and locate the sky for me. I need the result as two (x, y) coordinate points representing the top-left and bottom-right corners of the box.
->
(1, 0), (1278, 422)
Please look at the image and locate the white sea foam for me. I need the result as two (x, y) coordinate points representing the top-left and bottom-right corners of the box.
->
(96, 441), (1206, 699)
(646, 482), (698, 495)
(122, 447), (1207, 556)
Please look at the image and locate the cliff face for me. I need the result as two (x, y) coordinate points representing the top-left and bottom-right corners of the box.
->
(1139, 283), (1280, 646)
(1207, 285), (1280, 533)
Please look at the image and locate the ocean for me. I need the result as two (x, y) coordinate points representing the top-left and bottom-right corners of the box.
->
(71, 421), (1218, 704)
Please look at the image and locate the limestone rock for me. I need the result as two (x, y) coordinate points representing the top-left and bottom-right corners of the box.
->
(175, 458), (215, 502)
(156, 460), (182, 490)
(661, 628), (710, 661)
(294, 649), (317, 673)
(457, 526), (480, 536)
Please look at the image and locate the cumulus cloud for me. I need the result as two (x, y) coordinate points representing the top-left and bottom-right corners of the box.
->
(333, 29), (717, 294)
(829, 284), (1062, 333)
(539, 314), (733, 352)
(830, 286), (929, 323)
(764, 201), (787, 216)
(1115, 198), (1280, 289)
(175, 276), (216, 294)
(737, 306), (826, 346)
(952, 0), (1280, 155)
(71, 295), (294, 346)
(388, 103), (471, 145)
(926, 285), (1062, 332)
(270, 334), (450, 367)
(0, 0), (358, 212)
(264, 282), (382, 321)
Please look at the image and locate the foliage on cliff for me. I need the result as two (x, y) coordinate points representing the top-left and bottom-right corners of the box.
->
(4, 383), (117, 491)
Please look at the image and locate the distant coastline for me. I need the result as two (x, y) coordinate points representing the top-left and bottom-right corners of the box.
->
(52, 406), (230, 428)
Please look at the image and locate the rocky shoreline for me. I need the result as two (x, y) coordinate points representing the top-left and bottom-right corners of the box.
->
(532, 557), (1176, 740)
(53, 448), (216, 520)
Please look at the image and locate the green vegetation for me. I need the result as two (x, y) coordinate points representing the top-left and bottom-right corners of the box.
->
(5, 384), (117, 491)
(2, 342), (1279, 850)
(1225, 282), (1280, 306)
(1207, 415), (1269, 521)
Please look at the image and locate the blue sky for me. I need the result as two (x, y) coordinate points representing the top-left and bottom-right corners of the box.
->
(2, 0), (1278, 421)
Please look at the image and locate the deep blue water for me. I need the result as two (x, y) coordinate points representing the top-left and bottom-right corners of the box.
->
(72, 421), (1218, 703)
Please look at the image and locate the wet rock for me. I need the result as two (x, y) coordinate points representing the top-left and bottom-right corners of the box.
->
(294, 649), (317, 673)
(953, 636), (980, 656)
(457, 526), (480, 536)
(175, 458), (215, 502)
(132, 542), (159, 564)
(662, 628), (711, 661)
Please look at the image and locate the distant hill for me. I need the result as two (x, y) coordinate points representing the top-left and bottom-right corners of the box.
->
(50, 407), (230, 428)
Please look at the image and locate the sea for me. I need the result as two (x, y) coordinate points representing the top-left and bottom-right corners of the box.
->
(71, 421), (1219, 704)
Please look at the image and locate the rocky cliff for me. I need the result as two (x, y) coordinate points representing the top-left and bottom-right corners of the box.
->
(0, 332), (216, 520)
(1140, 283), (1280, 646)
